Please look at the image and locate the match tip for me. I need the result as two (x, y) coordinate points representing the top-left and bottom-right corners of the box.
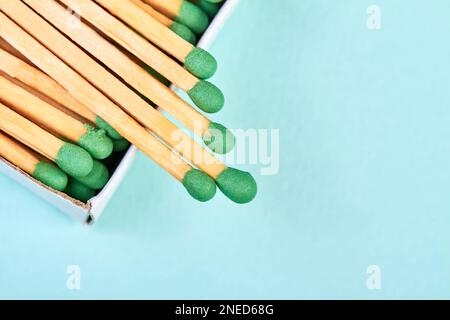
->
(178, 1), (209, 34)
(32, 161), (68, 192)
(56, 143), (93, 178)
(204, 0), (224, 3)
(73, 160), (109, 190)
(113, 138), (131, 153)
(188, 80), (224, 113)
(182, 168), (217, 202)
(185, 47), (217, 79)
(197, 0), (220, 18)
(65, 179), (96, 202)
(203, 122), (235, 154)
(170, 22), (197, 45)
(95, 116), (122, 140)
(79, 126), (114, 160)
(216, 167), (257, 204)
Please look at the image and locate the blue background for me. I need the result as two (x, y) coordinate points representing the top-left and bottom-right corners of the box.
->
(1, 0), (450, 299)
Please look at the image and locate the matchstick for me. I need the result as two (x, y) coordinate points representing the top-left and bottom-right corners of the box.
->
(72, 160), (110, 190)
(94, 0), (215, 79)
(8, 0), (257, 203)
(0, 11), (217, 202)
(6, 1), (224, 174)
(140, 0), (209, 34)
(0, 131), (68, 191)
(27, 0), (234, 154)
(0, 102), (93, 178)
(64, 179), (96, 202)
(189, 0), (220, 19)
(130, 0), (197, 44)
(0, 75), (114, 160)
(58, 0), (223, 113)
(0, 48), (121, 140)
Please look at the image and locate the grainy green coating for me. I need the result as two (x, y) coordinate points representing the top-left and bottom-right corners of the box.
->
(196, 0), (220, 18)
(169, 22), (197, 44)
(72, 160), (109, 190)
(95, 116), (122, 140)
(188, 80), (224, 113)
(55, 143), (93, 177)
(78, 125), (113, 160)
(184, 47), (217, 79)
(203, 122), (235, 154)
(65, 179), (96, 202)
(182, 168), (216, 201)
(32, 161), (68, 191)
(177, 1), (209, 34)
(216, 167), (257, 204)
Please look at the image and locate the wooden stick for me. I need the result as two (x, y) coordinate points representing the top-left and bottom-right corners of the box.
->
(0, 48), (94, 124)
(96, 0), (194, 61)
(0, 131), (42, 175)
(142, 0), (182, 21)
(60, 0), (198, 92)
(0, 70), (89, 124)
(0, 101), (64, 161)
(0, 48), (121, 140)
(141, 0), (209, 34)
(26, 0), (210, 139)
(129, 0), (174, 27)
(0, 74), (89, 143)
(7, 0), (226, 178)
(94, 0), (217, 80)
(0, 10), (192, 182)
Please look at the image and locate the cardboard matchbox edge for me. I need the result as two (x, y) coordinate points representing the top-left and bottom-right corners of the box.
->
(0, 0), (240, 224)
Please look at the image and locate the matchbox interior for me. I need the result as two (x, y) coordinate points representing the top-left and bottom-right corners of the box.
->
(0, 0), (239, 222)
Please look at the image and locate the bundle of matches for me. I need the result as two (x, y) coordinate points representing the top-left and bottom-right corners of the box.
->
(0, 0), (257, 205)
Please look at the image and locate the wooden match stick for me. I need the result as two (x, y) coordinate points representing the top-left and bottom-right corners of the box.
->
(0, 131), (68, 191)
(0, 48), (121, 140)
(0, 101), (93, 177)
(58, 0), (224, 113)
(6, 1), (228, 176)
(94, 0), (211, 74)
(129, 0), (197, 44)
(27, 0), (234, 154)
(0, 75), (114, 160)
(0, 11), (217, 202)
(140, 0), (209, 34)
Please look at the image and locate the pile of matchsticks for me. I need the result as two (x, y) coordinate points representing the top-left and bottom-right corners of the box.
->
(0, 0), (257, 204)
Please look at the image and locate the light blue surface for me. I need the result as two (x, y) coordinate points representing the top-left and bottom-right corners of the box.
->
(1, 0), (450, 299)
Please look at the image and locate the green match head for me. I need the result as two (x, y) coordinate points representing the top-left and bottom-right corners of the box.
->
(95, 116), (122, 140)
(72, 160), (109, 190)
(55, 143), (93, 177)
(188, 80), (224, 113)
(216, 167), (257, 204)
(203, 0), (224, 3)
(177, 1), (209, 34)
(169, 21), (197, 45)
(197, 0), (220, 18)
(182, 168), (216, 202)
(78, 125), (113, 160)
(65, 179), (96, 202)
(32, 161), (68, 192)
(203, 122), (235, 154)
(113, 138), (131, 153)
(185, 47), (217, 79)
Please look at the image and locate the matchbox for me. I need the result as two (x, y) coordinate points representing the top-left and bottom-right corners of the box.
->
(0, 0), (240, 224)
